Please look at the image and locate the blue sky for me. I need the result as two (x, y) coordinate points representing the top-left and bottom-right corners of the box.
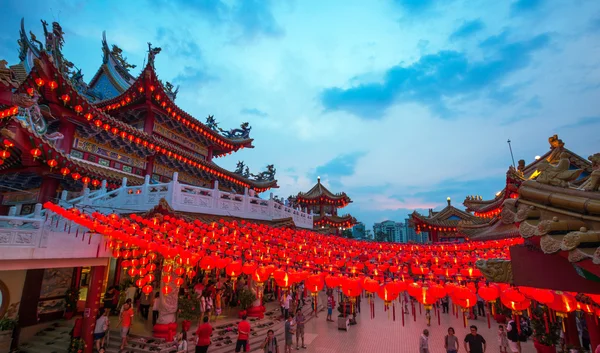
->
(1, 0), (600, 229)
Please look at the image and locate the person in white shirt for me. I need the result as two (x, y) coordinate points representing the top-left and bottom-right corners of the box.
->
(283, 292), (292, 319)
(420, 329), (430, 353)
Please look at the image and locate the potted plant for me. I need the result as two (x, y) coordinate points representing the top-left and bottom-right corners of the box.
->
(0, 313), (18, 353)
(177, 294), (201, 332)
(64, 288), (80, 319)
(530, 305), (560, 353)
(238, 288), (257, 316)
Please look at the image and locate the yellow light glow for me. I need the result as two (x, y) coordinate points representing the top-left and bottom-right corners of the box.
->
(529, 170), (541, 179)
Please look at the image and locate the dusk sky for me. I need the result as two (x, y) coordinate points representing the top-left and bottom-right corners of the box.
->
(1, 0), (599, 229)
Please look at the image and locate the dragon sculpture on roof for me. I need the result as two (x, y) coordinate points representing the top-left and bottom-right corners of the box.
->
(110, 44), (136, 71)
(251, 164), (276, 182)
(205, 115), (219, 131)
(219, 122), (251, 139)
(234, 161), (251, 178)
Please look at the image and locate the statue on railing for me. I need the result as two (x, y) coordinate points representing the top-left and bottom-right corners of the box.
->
(205, 115), (219, 131)
(234, 161), (251, 178)
(251, 164), (276, 182)
(219, 122), (251, 139)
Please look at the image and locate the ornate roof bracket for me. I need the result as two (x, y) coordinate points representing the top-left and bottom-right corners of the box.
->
(561, 228), (600, 251)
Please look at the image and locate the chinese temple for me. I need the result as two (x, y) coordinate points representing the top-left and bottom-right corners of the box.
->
(294, 176), (357, 234)
(0, 19), (279, 216)
(458, 135), (593, 241)
(0, 19), (314, 353)
(410, 197), (477, 242)
(473, 135), (600, 350)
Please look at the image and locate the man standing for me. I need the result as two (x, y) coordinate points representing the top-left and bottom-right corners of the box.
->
(235, 315), (251, 353)
(195, 316), (212, 353)
(477, 294), (485, 317)
(441, 296), (449, 314)
(295, 309), (306, 349)
(420, 329), (430, 353)
(283, 291), (292, 319)
(118, 302), (134, 351)
(285, 314), (295, 353)
(464, 325), (487, 353)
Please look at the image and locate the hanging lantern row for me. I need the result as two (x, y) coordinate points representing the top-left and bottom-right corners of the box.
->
(296, 196), (349, 207)
(26, 66), (257, 191)
(0, 106), (19, 119)
(415, 222), (458, 233)
(474, 208), (502, 219)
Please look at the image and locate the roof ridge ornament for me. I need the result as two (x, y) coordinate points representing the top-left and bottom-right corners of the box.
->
(147, 42), (161, 68)
(218, 122), (251, 140)
(205, 115), (220, 131)
(250, 164), (276, 182)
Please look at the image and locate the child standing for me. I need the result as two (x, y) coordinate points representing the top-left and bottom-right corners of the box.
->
(498, 325), (509, 353)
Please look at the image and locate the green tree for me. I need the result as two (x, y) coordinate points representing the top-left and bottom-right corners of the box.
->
(341, 229), (354, 238)
(375, 231), (389, 242)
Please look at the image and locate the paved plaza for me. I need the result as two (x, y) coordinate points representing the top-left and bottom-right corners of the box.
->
(299, 295), (535, 353)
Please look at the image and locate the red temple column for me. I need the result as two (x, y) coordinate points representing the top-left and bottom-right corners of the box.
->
(144, 105), (155, 134)
(585, 314), (600, 351)
(82, 265), (106, 353)
(565, 312), (581, 347)
(37, 175), (60, 204)
(58, 120), (76, 154)
(145, 155), (155, 177)
(207, 146), (214, 162)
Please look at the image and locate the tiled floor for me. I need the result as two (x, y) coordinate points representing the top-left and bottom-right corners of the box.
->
(299, 294), (535, 353)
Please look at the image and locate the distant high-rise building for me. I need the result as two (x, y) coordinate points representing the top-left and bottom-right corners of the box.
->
(352, 222), (366, 239)
(373, 220), (406, 243)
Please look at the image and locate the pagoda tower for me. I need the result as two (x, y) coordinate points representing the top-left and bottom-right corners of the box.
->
(295, 176), (357, 234)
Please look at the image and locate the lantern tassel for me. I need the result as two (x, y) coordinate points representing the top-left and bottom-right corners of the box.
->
(419, 302), (422, 315)
(544, 311), (549, 334)
(463, 311), (467, 328)
(393, 302), (396, 322)
(487, 307), (491, 329)
(437, 305), (441, 326)
(516, 314), (521, 334)
(75, 228), (79, 238)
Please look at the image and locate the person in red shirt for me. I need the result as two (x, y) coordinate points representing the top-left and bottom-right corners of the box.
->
(195, 316), (212, 353)
(235, 315), (251, 352)
(118, 302), (134, 350)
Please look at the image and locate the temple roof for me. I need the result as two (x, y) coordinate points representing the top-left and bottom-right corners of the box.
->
(87, 31), (137, 100)
(412, 198), (476, 228)
(296, 177), (352, 206)
(458, 216), (519, 241)
(93, 60), (253, 157)
(313, 214), (358, 228)
(464, 135), (593, 213)
(12, 53), (276, 192)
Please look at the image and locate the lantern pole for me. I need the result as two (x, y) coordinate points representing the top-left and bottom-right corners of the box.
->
(507, 139), (516, 169)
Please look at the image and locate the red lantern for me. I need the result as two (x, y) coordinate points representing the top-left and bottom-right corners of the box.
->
(60, 167), (70, 176)
(162, 285), (173, 295)
(174, 277), (184, 287)
(30, 148), (42, 159)
(142, 285), (153, 295)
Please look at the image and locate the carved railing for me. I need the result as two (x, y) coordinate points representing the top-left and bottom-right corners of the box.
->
(11, 172), (313, 233)
(0, 204), (45, 248)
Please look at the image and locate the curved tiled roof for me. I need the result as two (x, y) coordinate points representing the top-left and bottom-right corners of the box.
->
(313, 214), (357, 227)
(296, 177), (352, 205)
(412, 201), (476, 228)
(93, 62), (253, 156)
(23, 54), (276, 192)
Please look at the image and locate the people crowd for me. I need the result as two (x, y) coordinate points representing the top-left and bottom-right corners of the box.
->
(86, 274), (579, 353)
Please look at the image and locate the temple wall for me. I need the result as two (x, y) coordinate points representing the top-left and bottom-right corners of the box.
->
(0, 270), (26, 316)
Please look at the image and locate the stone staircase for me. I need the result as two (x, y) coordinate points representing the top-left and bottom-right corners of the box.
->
(104, 299), (324, 353)
(17, 322), (72, 353)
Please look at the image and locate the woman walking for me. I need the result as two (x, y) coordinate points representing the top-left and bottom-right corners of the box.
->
(94, 308), (109, 352)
